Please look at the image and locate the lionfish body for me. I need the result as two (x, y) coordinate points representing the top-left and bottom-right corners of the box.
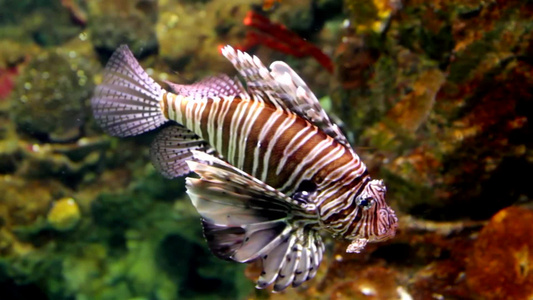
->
(91, 45), (398, 291)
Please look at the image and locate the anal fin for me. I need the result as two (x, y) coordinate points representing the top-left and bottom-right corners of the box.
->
(150, 125), (212, 178)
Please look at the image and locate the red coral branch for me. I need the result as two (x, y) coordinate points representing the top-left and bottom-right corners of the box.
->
(0, 66), (18, 100)
(60, 0), (87, 26)
(238, 11), (333, 73)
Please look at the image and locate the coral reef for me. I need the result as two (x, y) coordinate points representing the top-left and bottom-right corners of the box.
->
(9, 49), (94, 142)
(88, 0), (159, 60)
(333, 0), (533, 221)
(0, 0), (84, 46)
(155, 0), (251, 79)
(466, 206), (533, 300)
(0, 40), (39, 102)
(240, 10), (334, 72)
(0, 66), (17, 100)
(0, 0), (531, 299)
(46, 197), (81, 231)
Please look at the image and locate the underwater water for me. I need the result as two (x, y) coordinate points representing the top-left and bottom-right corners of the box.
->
(0, 0), (532, 299)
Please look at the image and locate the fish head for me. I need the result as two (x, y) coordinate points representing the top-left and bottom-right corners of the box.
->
(345, 179), (398, 253)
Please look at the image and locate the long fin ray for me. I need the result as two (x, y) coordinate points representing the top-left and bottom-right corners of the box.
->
(220, 45), (350, 146)
(200, 220), (290, 263)
(221, 45), (286, 109)
(255, 236), (291, 289)
(292, 242), (310, 287)
(275, 236), (300, 291)
(91, 45), (167, 137)
(257, 228), (324, 291)
(185, 151), (324, 291)
(270, 61), (350, 145)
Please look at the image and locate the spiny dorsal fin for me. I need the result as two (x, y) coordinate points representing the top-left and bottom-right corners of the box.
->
(270, 61), (350, 146)
(221, 45), (287, 110)
(164, 74), (247, 99)
(220, 45), (350, 146)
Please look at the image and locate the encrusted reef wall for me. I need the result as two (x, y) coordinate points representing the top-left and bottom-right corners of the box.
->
(0, 0), (532, 299)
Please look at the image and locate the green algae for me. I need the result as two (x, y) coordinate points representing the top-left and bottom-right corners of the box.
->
(10, 50), (93, 142)
(0, 0), (83, 46)
(0, 0), (532, 299)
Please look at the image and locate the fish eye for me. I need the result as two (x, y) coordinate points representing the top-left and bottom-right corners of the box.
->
(356, 196), (374, 209)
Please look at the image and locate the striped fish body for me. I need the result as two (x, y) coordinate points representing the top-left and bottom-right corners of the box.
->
(162, 93), (361, 195)
(162, 92), (382, 241)
(91, 45), (398, 291)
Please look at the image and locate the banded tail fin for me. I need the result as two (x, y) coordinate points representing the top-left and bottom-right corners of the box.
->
(91, 45), (167, 137)
(185, 151), (324, 291)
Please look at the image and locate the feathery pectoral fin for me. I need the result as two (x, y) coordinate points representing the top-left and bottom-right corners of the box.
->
(185, 151), (324, 291)
(256, 227), (324, 291)
(185, 152), (295, 262)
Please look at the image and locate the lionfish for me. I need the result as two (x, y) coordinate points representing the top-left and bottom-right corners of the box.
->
(91, 45), (398, 291)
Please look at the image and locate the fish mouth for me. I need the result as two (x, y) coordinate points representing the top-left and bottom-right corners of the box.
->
(375, 207), (398, 241)
(346, 207), (398, 253)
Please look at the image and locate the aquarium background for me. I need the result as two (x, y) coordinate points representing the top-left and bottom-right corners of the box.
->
(0, 0), (532, 299)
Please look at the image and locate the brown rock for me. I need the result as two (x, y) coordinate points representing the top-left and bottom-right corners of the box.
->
(466, 206), (533, 300)
(330, 266), (399, 300)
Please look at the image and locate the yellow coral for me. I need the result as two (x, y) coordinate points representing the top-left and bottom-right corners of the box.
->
(47, 197), (81, 231)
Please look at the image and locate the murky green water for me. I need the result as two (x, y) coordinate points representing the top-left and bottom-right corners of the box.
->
(1, 0), (532, 299)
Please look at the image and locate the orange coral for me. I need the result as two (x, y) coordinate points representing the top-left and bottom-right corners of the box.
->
(330, 266), (399, 300)
(239, 11), (334, 73)
(385, 68), (445, 133)
(466, 206), (533, 300)
(262, 0), (282, 11)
